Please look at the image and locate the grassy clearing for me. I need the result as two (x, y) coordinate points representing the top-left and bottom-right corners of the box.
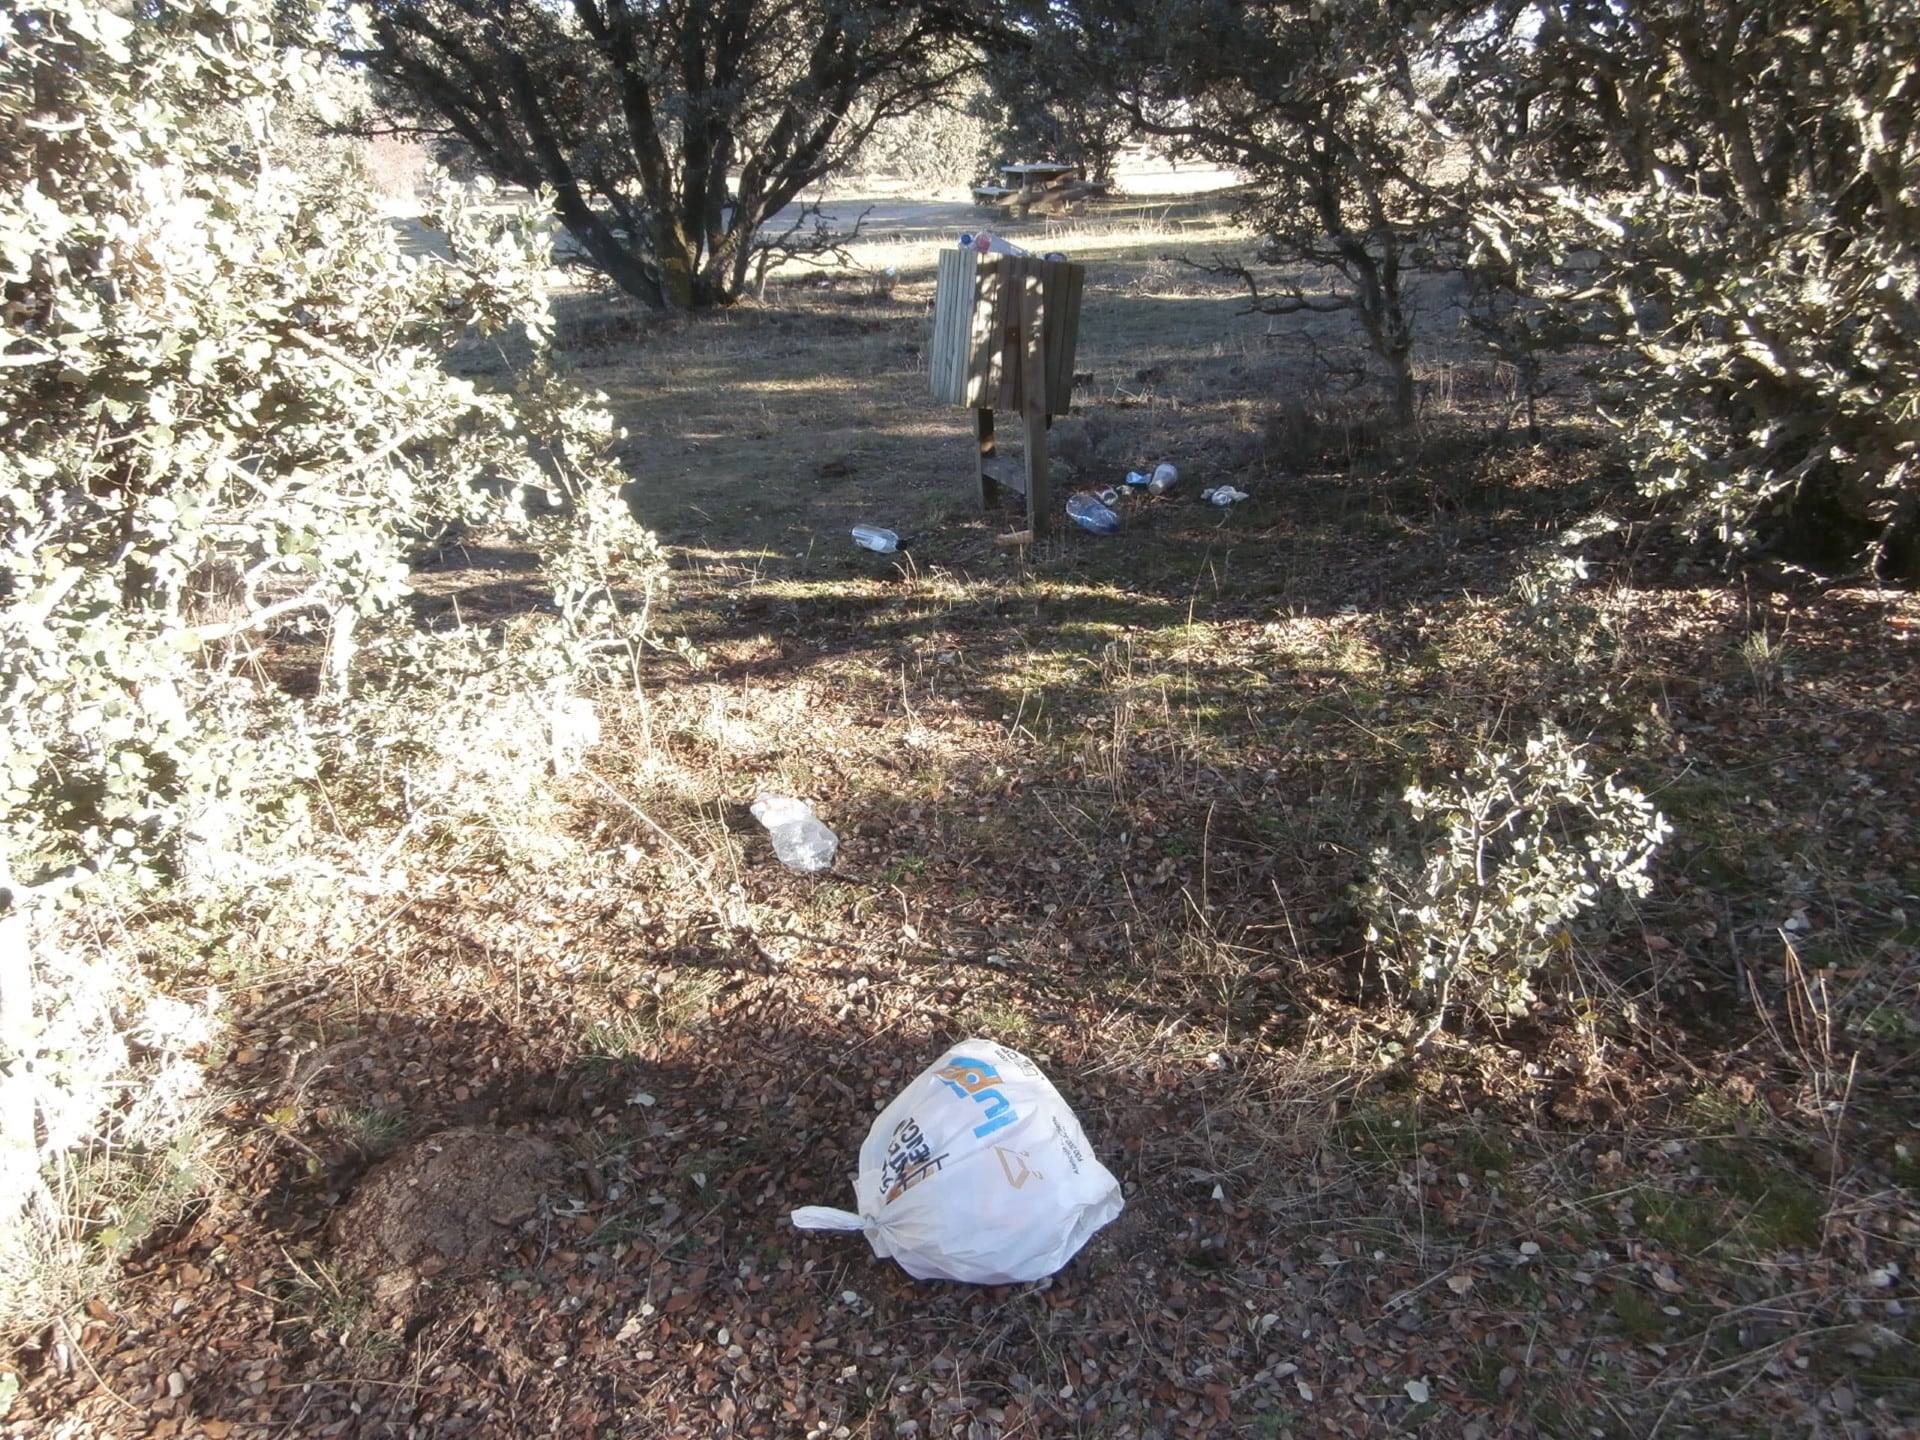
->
(11, 189), (1916, 1436)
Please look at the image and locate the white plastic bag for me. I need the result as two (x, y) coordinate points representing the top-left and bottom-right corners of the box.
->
(790, 1038), (1123, 1284)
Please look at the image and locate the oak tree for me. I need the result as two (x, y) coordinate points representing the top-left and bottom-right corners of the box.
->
(351, 0), (994, 308)
(1458, 0), (1920, 573)
(1027, 0), (1471, 425)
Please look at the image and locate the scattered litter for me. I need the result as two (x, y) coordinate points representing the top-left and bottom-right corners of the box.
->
(750, 793), (838, 873)
(1146, 462), (1179, 495)
(1124, 470), (1151, 487)
(790, 1038), (1123, 1284)
(851, 525), (899, 553)
(1202, 486), (1250, 505)
(956, 231), (1029, 257)
(993, 530), (1034, 548)
(1065, 493), (1119, 534)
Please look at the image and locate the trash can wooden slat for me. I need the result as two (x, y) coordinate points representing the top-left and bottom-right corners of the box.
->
(931, 249), (1085, 535)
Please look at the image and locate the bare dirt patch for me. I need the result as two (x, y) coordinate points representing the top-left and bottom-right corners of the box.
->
(331, 1128), (561, 1308)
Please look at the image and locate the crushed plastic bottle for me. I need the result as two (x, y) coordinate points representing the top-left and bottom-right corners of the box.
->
(851, 525), (899, 553)
(1202, 486), (1250, 506)
(1125, 470), (1151, 487)
(966, 231), (1030, 258)
(751, 794), (838, 873)
(1146, 462), (1179, 496)
(1066, 493), (1120, 534)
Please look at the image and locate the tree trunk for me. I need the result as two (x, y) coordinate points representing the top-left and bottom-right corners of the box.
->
(551, 190), (666, 310)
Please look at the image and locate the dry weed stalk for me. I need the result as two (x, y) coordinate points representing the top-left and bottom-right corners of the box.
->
(1759, 933), (1860, 1190)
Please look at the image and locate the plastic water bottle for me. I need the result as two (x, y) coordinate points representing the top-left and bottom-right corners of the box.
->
(851, 525), (899, 553)
(1124, 470), (1151, 487)
(971, 231), (1030, 258)
(751, 794), (838, 873)
(1066, 493), (1120, 534)
(1146, 463), (1179, 496)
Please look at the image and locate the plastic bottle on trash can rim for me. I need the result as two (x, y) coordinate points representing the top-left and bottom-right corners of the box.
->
(1066, 493), (1120, 534)
(751, 794), (838, 873)
(851, 525), (899, 553)
(970, 231), (1031, 258)
(1146, 462), (1179, 496)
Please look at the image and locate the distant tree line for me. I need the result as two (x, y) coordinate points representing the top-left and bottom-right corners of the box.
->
(348, 0), (996, 309)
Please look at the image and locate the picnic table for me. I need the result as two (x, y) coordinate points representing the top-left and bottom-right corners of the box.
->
(973, 161), (1082, 207)
(1002, 161), (1080, 195)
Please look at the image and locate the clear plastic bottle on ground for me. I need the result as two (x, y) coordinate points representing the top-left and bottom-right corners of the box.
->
(751, 794), (838, 873)
(1146, 463), (1179, 495)
(1066, 493), (1120, 534)
(851, 525), (899, 553)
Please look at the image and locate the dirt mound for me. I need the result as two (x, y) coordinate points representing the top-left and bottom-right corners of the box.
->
(330, 1126), (560, 1306)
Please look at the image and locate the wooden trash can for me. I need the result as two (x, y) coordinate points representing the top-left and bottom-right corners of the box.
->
(930, 249), (1086, 536)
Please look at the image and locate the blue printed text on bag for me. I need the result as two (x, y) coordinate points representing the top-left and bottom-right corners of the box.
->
(936, 1056), (1018, 1138)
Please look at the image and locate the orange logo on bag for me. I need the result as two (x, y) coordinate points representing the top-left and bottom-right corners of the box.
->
(937, 1056), (1018, 1138)
(937, 1059), (997, 1094)
(994, 1146), (1043, 1189)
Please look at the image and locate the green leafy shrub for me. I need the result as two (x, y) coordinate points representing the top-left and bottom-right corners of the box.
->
(0, 0), (661, 1332)
(1362, 728), (1671, 1043)
(1460, 1), (1920, 575)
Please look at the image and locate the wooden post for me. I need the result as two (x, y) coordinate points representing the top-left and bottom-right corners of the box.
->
(974, 407), (999, 510)
(1020, 271), (1050, 529)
